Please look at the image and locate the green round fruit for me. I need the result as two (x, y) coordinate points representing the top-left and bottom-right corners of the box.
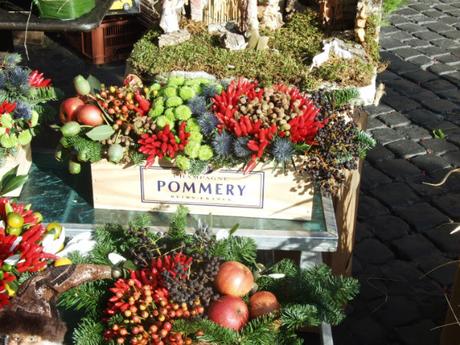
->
(73, 75), (91, 96)
(7, 212), (24, 228)
(77, 150), (89, 162)
(6, 226), (22, 236)
(108, 144), (124, 163)
(60, 121), (81, 137)
(59, 137), (70, 148)
(2, 263), (12, 272)
(33, 212), (44, 223)
(69, 160), (81, 174)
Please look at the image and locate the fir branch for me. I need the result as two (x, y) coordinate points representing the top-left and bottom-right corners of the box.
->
(281, 304), (320, 330)
(187, 159), (209, 176)
(29, 86), (58, 103)
(72, 316), (105, 345)
(355, 130), (376, 158)
(128, 149), (145, 165)
(211, 236), (257, 266)
(275, 330), (304, 345)
(63, 135), (103, 162)
(239, 315), (278, 345)
(268, 259), (299, 277)
(325, 88), (359, 109)
(58, 280), (111, 315)
(168, 205), (190, 243)
(174, 319), (239, 345)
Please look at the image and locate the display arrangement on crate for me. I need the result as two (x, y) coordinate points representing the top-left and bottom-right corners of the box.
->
(0, 206), (359, 345)
(64, 16), (144, 65)
(131, 1), (383, 100)
(34, 0), (96, 20)
(0, 198), (66, 309)
(54, 73), (375, 219)
(0, 54), (57, 196)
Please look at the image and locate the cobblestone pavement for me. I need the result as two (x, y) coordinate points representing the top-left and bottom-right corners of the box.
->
(334, 0), (460, 344)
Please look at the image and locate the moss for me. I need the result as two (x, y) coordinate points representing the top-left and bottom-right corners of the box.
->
(129, 9), (376, 89)
(383, 0), (407, 15)
(129, 11), (323, 87)
(364, 15), (381, 63)
(308, 57), (375, 88)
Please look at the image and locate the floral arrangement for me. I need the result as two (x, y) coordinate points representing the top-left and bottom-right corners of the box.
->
(58, 206), (359, 345)
(55, 74), (374, 192)
(0, 54), (56, 159)
(0, 198), (60, 308)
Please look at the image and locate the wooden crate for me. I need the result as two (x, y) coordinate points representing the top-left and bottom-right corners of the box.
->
(0, 144), (32, 197)
(91, 160), (314, 220)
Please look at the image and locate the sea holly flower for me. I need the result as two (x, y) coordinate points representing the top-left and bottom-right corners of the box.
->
(12, 101), (32, 120)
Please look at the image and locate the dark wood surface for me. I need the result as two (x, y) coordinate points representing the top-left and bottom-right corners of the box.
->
(0, 0), (113, 32)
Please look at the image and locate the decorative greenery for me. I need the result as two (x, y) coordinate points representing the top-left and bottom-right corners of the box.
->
(0, 165), (28, 196)
(0, 53), (57, 159)
(59, 207), (358, 345)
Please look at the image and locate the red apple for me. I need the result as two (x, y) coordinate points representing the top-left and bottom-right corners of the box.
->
(59, 97), (85, 123)
(215, 261), (254, 297)
(76, 104), (104, 126)
(249, 291), (280, 319)
(208, 295), (249, 331)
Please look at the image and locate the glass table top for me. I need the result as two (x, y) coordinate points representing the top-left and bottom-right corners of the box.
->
(15, 151), (338, 252)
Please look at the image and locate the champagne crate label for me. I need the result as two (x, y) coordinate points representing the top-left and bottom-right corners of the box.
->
(141, 167), (265, 208)
(91, 160), (313, 220)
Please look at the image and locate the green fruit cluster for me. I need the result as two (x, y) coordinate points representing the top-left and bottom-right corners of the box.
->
(147, 77), (215, 171)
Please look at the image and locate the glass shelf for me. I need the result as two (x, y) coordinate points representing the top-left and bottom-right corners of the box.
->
(16, 151), (338, 252)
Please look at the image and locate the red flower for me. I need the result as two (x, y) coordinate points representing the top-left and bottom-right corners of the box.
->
(28, 70), (52, 88)
(0, 101), (16, 115)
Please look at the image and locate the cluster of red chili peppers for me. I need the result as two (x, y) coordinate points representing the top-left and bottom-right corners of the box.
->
(0, 101), (16, 115)
(28, 70), (52, 88)
(212, 79), (324, 172)
(138, 122), (190, 168)
(104, 254), (198, 345)
(0, 198), (55, 309)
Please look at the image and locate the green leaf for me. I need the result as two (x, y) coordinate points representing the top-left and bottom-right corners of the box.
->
(87, 75), (101, 93)
(1, 134), (15, 148)
(1, 113), (13, 129)
(433, 128), (446, 140)
(1, 175), (28, 195)
(85, 125), (115, 141)
(18, 130), (33, 145)
(30, 110), (39, 127)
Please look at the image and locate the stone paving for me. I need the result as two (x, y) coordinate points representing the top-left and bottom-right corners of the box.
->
(334, 0), (460, 344)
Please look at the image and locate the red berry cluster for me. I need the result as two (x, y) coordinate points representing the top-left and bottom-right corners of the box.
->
(104, 254), (204, 344)
(138, 123), (190, 168)
(274, 84), (323, 144)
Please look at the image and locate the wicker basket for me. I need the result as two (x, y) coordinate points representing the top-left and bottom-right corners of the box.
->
(36, 0), (95, 20)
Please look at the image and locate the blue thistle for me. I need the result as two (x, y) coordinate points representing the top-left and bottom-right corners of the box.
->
(212, 131), (233, 157)
(220, 79), (232, 90)
(13, 101), (32, 120)
(197, 111), (219, 136)
(3, 53), (21, 67)
(271, 137), (294, 163)
(7, 67), (30, 91)
(202, 84), (220, 99)
(187, 96), (207, 114)
(233, 137), (251, 157)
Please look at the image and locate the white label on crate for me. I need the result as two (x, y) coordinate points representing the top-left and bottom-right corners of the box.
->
(140, 166), (265, 208)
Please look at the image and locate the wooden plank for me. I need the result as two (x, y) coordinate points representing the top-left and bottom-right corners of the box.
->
(440, 260), (460, 345)
(323, 109), (368, 276)
(91, 160), (314, 221)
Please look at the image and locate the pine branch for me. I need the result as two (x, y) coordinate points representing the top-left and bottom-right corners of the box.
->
(355, 130), (376, 158)
(275, 329), (304, 345)
(63, 135), (103, 163)
(58, 280), (111, 315)
(72, 316), (105, 345)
